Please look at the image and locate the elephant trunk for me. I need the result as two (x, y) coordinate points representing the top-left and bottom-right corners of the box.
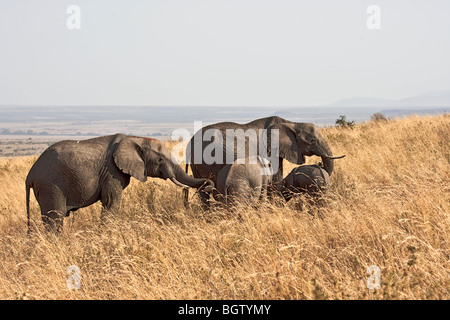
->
(317, 141), (336, 176)
(169, 177), (189, 188)
(309, 130), (345, 176)
(169, 162), (214, 191)
(321, 155), (334, 176)
(320, 153), (346, 175)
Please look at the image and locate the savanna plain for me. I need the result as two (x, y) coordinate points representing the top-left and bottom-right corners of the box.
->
(0, 114), (448, 299)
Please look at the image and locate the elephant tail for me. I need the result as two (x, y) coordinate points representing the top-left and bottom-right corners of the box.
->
(221, 185), (227, 205)
(26, 180), (31, 233)
(183, 163), (189, 207)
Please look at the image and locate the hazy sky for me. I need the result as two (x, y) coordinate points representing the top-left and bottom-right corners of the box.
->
(0, 0), (449, 107)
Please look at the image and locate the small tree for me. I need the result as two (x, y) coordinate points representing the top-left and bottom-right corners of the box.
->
(335, 115), (355, 129)
(371, 112), (388, 122)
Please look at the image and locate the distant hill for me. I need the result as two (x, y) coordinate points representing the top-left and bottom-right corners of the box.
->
(331, 97), (394, 107)
(331, 90), (450, 107)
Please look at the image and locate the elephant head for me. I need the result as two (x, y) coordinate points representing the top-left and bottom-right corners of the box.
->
(267, 122), (345, 175)
(113, 136), (214, 191)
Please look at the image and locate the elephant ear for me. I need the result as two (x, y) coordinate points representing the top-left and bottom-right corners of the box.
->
(113, 137), (147, 182)
(257, 155), (273, 176)
(268, 123), (305, 165)
(257, 155), (271, 167)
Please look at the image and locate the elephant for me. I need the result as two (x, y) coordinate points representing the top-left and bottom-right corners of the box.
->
(26, 134), (214, 232)
(277, 164), (331, 202)
(214, 156), (272, 208)
(184, 116), (344, 207)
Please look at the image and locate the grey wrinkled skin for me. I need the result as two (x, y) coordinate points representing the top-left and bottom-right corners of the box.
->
(277, 164), (331, 202)
(26, 134), (213, 232)
(184, 116), (344, 208)
(214, 156), (272, 209)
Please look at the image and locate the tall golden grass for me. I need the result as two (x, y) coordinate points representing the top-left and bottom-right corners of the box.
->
(0, 114), (448, 299)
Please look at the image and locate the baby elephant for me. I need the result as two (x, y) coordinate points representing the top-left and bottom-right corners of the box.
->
(278, 164), (330, 202)
(215, 156), (272, 208)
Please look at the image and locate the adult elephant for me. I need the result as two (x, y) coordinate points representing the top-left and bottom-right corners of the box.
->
(184, 116), (344, 207)
(26, 134), (214, 232)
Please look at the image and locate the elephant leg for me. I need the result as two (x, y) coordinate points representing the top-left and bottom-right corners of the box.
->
(198, 189), (211, 210)
(283, 192), (293, 202)
(37, 188), (68, 233)
(183, 188), (189, 207)
(275, 157), (284, 183)
(42, 210), (65, 233)
(182, 163), (189, 207)
(259, 186), (267, 202)
(188, 164), (211, 210)
(267, 183), (277, 202)
(100, 185), (123, 222)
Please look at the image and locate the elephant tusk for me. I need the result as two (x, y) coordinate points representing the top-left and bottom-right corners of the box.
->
(169, 177), (190, 189)
(202, 183), (214, 193)
(323, 154), (346, 159)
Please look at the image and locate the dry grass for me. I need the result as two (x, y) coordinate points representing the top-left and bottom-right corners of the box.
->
(0, 114), (449, 300)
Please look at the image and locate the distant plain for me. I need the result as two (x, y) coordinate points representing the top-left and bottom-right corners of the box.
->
(0, 105), (447, 157)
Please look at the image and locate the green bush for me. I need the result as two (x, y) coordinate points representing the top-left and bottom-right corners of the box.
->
(335, 115), (355, 129)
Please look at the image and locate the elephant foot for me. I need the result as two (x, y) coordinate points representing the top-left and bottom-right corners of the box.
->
(42, 210), (64, 233)
(183, 187), (190, 208)
(100, 207), (118, 226)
